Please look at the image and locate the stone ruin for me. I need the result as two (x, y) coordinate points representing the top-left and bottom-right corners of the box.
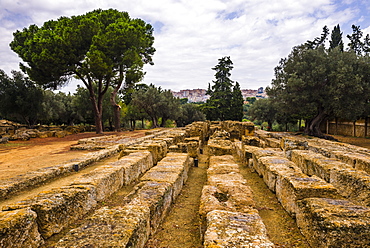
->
(0, 119), (93, 144)
(2, 120), (370, 247)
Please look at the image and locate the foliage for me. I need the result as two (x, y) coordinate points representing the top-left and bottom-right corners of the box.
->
(267, 25), (370, 137)
(10, 9), (155, 133)
(248, 98), (277, 130)
(0, 70), (43, 127)
(204, 56), (244, 121)
(176, 103), (206, 127)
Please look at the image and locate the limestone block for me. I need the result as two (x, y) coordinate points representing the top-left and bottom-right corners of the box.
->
(276, 174), (340, 217)
(2, 185), (97, 239)
(187, 141), (199, 158)
(0, 209), (43, 248)
(296, 198), (370, 248)
(206, 139), (233, 156)
(71, 165), (124, 201)
(291, 150), (352, 182)
(242, 135), (260, 146)
(252, 148), (284, 176)
(116, 151), (154, 185)
(258, 156), (302, 192)
(243, 122), (255, 136)
(147, 140), (168, 164)
(331, 150), (370, 174)
(199, 184), (255, 219)
(55, 205), (151, 248)
(54, 131), (67, 138)
(141, 171), (182, 201)
(124, 181), (173, 235)
(208, 155), (240, 175)
(330, 167), (370, 207)
(207, 173), (245, 187)
(265, 137), (281, 148)
(281, 136), (308, 159)
(204, 210), (274, 248)
(244, 145), (262, 167)
(232, 141), (244, 162)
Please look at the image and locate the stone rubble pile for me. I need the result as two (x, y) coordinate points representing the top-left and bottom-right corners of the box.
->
(0, 119), (93, 143)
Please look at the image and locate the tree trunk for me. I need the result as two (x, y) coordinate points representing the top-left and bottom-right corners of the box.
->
(305, 110), (327, 137)
(110, 89), (121, 132)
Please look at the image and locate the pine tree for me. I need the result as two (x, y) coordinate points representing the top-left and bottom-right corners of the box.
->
(230, 81), (244, 121)
(204, 56), (243, 121)
(329, 24), (344, 52)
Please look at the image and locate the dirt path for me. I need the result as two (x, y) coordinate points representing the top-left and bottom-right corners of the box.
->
(0, 131), (145, 180)
(144, 155), (208, 248)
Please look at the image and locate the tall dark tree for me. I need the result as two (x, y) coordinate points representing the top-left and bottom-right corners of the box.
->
(0, 70), (43, 127)
(230, 81), (244, 121)
(329, 24), (344, 52)
(347, 25), (364, 55)
(204, 56), (236, 121)
(10, 9), (155, 133)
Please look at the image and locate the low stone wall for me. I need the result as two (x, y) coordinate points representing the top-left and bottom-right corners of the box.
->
(56, 152), (191, 247)
(200, 155), (273, 247)
(0, 128), (189, 247)
(250, 131), (370, 247)
(296, 198), (370, 248)
(291, 149), (370, 207)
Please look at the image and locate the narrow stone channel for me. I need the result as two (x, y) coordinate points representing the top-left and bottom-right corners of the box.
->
(144, 154), (208, 248)
(238, 161), (310, 248)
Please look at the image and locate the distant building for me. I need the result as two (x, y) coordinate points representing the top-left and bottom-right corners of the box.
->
(172, 88), (267, 103)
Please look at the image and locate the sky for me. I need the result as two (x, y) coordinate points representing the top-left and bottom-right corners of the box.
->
(1, 0), (370, 93)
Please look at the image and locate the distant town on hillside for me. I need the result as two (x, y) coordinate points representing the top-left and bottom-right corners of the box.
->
(172, 87), (267, 103)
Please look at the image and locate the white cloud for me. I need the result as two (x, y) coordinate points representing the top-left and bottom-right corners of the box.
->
(1, 0), (370, 93)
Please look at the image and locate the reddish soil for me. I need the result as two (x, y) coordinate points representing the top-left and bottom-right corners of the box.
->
(0, 130), (146, 180)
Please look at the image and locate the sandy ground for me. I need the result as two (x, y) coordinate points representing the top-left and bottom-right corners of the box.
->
(0, 130), (146, 180)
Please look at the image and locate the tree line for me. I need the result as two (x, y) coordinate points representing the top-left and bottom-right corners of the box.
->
(6, 9), (244, 132)
(0, 69), (207, 129)
(248, 24), (370, 138)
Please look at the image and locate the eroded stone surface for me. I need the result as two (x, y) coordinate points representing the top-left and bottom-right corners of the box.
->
(296, 198), (370, 248)
(2, 185), (97, 239)
(203, 210), (274, 248)
(55, 205), (150, 248)
(0, 208), (43, 248)
(276, 173), (340, 217)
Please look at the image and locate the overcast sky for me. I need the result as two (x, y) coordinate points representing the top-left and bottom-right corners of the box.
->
(1, 0), (370, 93)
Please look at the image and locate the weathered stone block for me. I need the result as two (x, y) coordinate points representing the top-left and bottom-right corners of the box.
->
(124, 181), (173, 235)
(0, 209), (43, 248)
(330, 167), (370, 207)
(72, 163), (126, 201)
(199, 184), (255, 219)
(204, 210), (274, 248)
(276, 173), (340, 217)
(116, 151), (154, 185)
(290, 149), (352, 182)
(55, 205), (150, 248)
(140, 153), (190, 201)
(296, 198), (370, 248)
(2, 185), (97, 239)
(258, 156), (302, 192)
(206, 139), (233, 156)
(208, 155), (240, 175)
(332, 150), (370, 174)
(207, 173), (245, 187)
(252, 148), (284, 176)
(265, 137), (281, 148)
(281, 136), (308, 159)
